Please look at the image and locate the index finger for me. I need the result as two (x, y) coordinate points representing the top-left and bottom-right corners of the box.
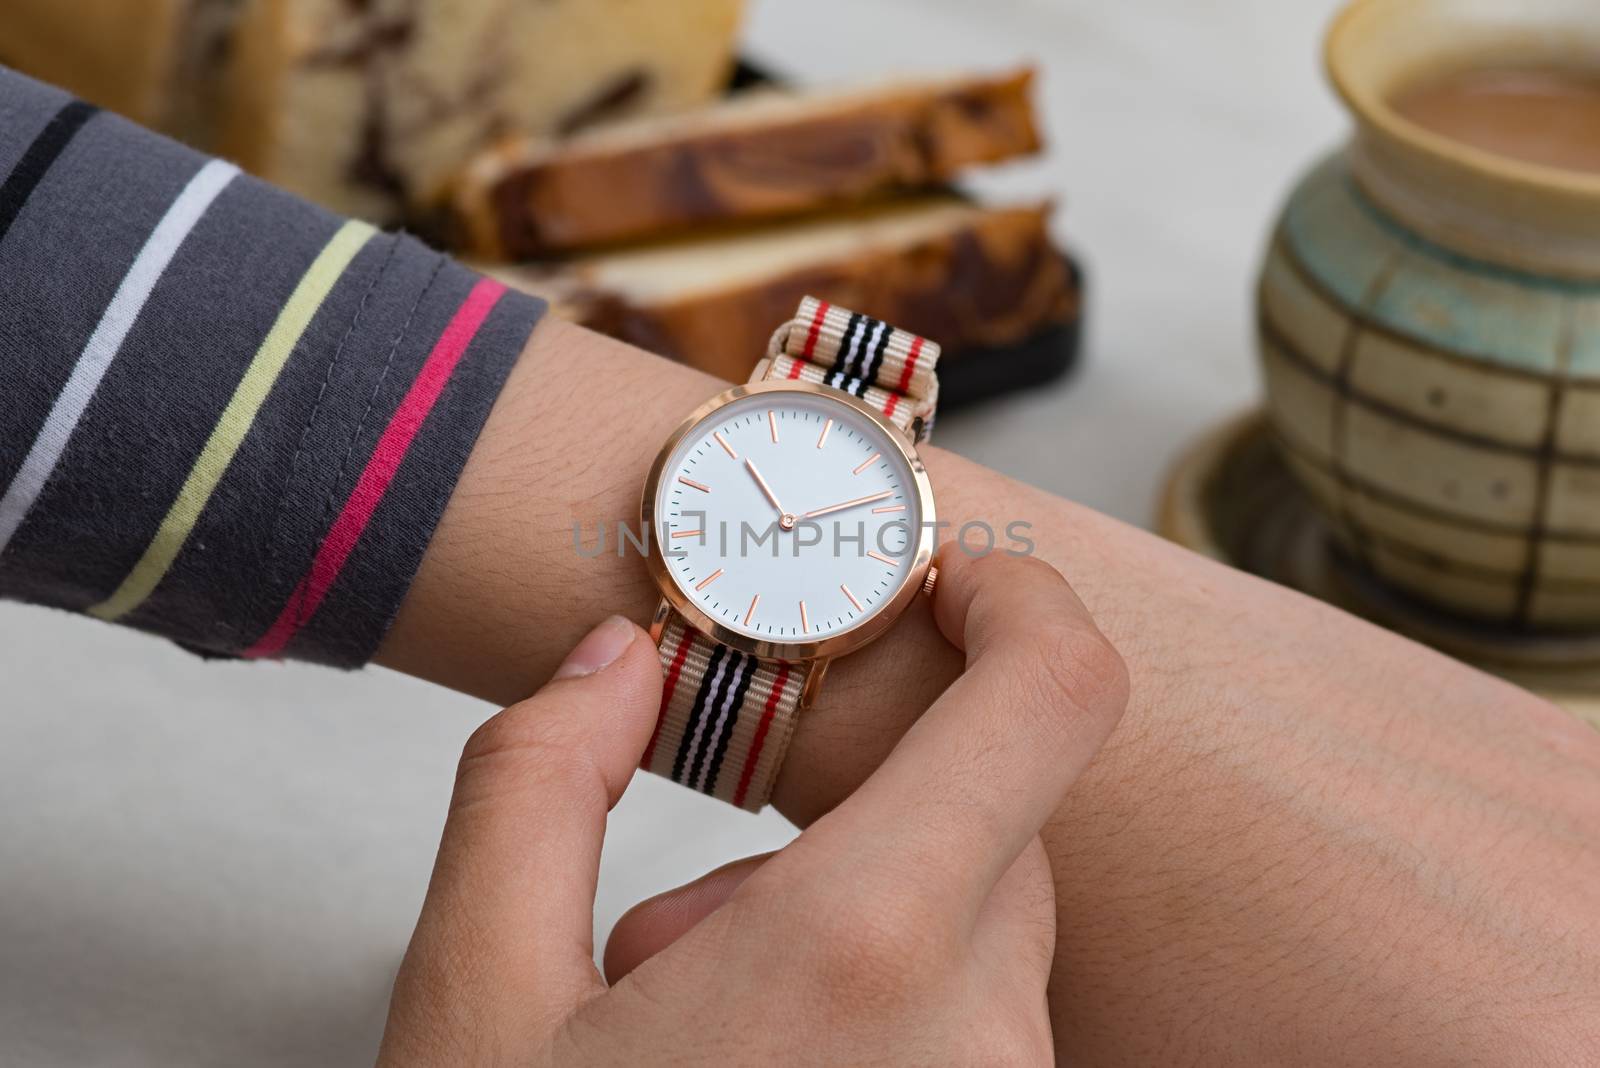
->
(805, 551), (1129, 922)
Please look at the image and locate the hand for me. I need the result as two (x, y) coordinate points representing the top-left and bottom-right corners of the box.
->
(383, 320), (1600, 1061)
(377, 553), (1128, 1066)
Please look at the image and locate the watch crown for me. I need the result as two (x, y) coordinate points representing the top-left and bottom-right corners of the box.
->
(921, 565), (939, 598)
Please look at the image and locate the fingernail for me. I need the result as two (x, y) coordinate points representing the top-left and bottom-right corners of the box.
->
(554, 615), (637, 680)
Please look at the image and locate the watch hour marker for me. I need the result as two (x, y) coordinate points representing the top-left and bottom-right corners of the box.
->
(841, 583), (862, 612)
(714, 431), (737, 459)
(677, 476), (711, 493)
(695, 569), (723, 591)
(744, 593), (760, 626)
(852, 453), (880, 475)
(671, 529), (704, 539)
(768, 410), (779, 443)
(799, 599), (809, 633)
(816, 417), (832, 448)
(866, 550), (897, 565)
(871, 504), (905, 513)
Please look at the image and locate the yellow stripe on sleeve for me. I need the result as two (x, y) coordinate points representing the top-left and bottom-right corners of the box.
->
(90, 219), (378, 622)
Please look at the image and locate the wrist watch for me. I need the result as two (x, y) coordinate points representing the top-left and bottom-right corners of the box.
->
(640, 297), (941, 811)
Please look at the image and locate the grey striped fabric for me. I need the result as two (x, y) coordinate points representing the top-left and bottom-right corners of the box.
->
(0, 66), (546, 666)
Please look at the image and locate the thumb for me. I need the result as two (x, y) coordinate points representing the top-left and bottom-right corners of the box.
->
(381, 616), (662, 1064)
(603, 853), (773, 983)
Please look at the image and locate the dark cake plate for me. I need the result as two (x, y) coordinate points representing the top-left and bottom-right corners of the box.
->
(937, 254), (1083, 411)
(1158, 411), (1600, 728)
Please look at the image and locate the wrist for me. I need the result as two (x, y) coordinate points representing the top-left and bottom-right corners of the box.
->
(376, 318), (706, 701)
(376, 316), (967, 822)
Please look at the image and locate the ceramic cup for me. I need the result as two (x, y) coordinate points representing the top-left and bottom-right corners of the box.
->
(1258, 0), (1600, 629)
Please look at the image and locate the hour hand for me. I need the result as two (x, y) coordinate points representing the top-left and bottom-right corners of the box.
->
(744, 459), (792, 526)
(803, 490), (893, 520)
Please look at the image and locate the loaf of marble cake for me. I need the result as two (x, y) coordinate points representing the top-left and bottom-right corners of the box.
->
(0, 0), (746, 222)
(449, 68), (1043, 259)
(0, 0), (192, 129)
(479, 196), (1077, 384)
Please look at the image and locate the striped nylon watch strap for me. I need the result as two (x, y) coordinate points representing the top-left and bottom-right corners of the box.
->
(642, 613), (807, 811)
(769, 295), (942, 442)
(645, 297), (940, 810)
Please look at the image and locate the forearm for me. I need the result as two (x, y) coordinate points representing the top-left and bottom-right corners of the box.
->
(378, 318), (1600, 1062)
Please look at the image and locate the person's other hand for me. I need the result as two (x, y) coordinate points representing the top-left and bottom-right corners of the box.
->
(377, 553), (1128, 1065)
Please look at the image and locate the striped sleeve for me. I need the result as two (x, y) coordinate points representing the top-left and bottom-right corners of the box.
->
(0, 68), (546, 667)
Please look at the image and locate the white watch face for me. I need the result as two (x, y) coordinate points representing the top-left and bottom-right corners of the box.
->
(655, 389), (923, 642)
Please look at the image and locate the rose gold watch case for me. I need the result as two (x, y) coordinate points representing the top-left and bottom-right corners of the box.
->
(641, 379), (936, 663)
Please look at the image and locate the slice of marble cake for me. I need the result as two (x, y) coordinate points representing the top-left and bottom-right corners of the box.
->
(447, 68), (1043, 258)
(480, 196), (1078, 384)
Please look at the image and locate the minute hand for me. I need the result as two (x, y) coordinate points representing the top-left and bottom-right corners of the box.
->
(803, 490), (893, 520)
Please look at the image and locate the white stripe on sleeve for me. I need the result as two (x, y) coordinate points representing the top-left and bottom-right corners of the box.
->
(0, 158), (238, 553)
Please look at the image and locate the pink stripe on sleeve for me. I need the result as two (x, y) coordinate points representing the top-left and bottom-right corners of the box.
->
(245, 277), (507, 659)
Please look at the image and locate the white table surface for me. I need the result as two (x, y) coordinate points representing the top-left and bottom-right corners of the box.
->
(0, 1), (1349, 1062)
